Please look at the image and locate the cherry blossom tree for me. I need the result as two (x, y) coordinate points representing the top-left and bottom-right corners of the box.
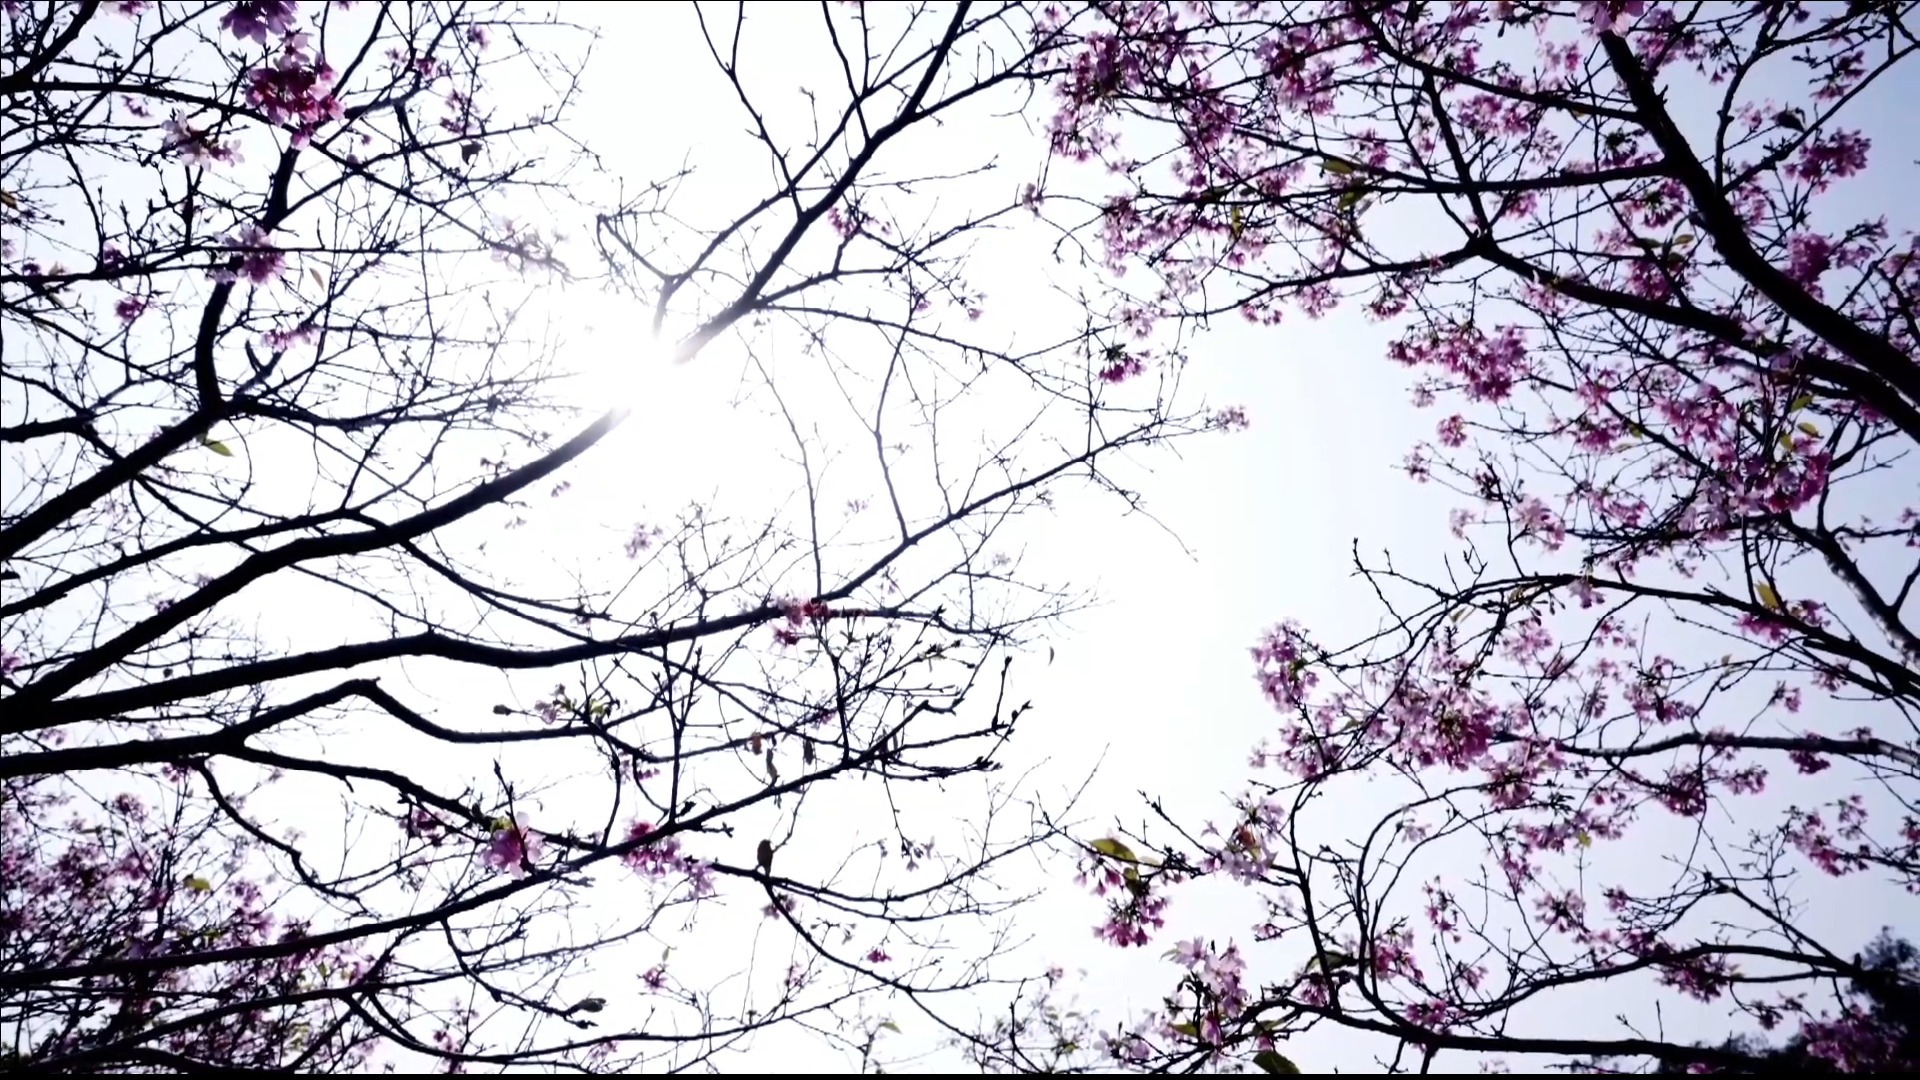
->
(1, 2), (1225, 1071)
(1654, 932), (1920, 1072)
(978, 0), (1920, 1073)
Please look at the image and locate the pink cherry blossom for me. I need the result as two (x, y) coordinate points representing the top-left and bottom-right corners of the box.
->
(223, 225), (286, 284)
(219, 1), (298, 46)
(482, 821), (543, 877)
(1030, 2), (1920, 1070)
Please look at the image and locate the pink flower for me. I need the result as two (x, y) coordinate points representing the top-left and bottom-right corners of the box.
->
(1788, 131), (1871, 188)
(224, 225), (286, 284)
(1515, 497), (1566, 549)
(1789, 745), (1832, 774)
(1209, 405), (1250, 431)
(482, 822), (543, 877)
(1387, 324), (1530, 404)
(1786, 233), (1835, 291)
(683, 860), (716, 897)
(1578, 0), (1646, 36)
(621, 821), (716, 898)
(1656, 952), (1737, 1002)
(162, 113), (241, 165)
(625, 524), (664, 559)
(220, 1), (299, 46)
(1093, 891), (1168, 947)
(773, 597), (832, 645)
(1099, 348), (1145, 384)
(262, 323), (316, 352)
(864, 946), (891, 964)
(114, 295), (147, 323)
(245, 45), (341, 139)
(1405, 1000), (1454, 1030)
(828, 203), (869, 239)
(404, 807), (444, 841)
(793, 599), (832, 623)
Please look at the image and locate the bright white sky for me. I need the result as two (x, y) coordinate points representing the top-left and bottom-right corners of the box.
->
(440, 2), (1920, 1071)
(446, 4), (1910, 1072)
(427, 4), (1484, 1068)
(9, 1), (1916, 1073)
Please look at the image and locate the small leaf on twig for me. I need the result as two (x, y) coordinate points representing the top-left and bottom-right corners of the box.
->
(1254, 1050), (1301, 1075)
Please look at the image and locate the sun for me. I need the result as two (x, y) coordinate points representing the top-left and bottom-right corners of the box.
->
(558, 291), (675, 417)
(539, 291), (754, 516)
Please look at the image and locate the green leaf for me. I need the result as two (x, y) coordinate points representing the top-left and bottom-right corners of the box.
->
(1671, 233), (1696, 248)
(1169, 1022), (1200, 1039)
(184, 874), (212, 892)
(199, 436), (234, 457)
(1254, 1050), (1301, 1075)
(1320, 158), (1354, 175)
(1797, 421), (1821, 437)
(1090, 837), (1138, 863)
(1789, 393), (1815, 412)
(878, 1020), (901, 1034)
(1338, 187), (1365, 210)
(1756, 582), (1783, 611)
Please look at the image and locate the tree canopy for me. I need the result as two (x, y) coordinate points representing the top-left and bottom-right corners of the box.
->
(5, 1), (1917, 1075)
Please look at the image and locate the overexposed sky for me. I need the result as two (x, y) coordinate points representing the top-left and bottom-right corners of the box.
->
(7, 1), (1916, 1073)
(411, 3), (1479, 1067)
(342, 2), (1920, 1070)
(533, 4), (1920, 1072)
